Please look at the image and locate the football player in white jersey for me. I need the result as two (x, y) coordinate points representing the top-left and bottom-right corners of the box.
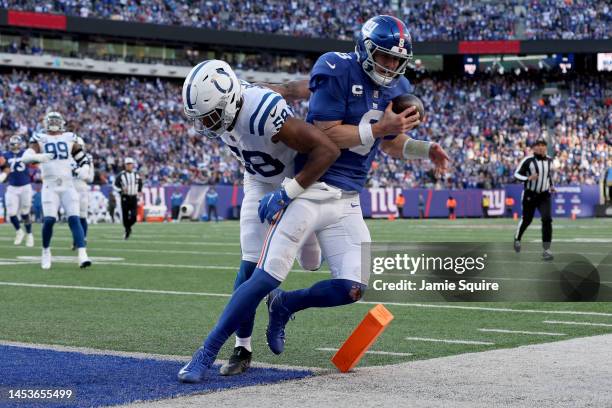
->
(71, 138), (94, 249)
(179, 60), (339, 381)
(22, 111), (92, 270)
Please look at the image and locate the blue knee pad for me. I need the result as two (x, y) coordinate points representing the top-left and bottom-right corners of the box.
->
(42, 216), (56, 248)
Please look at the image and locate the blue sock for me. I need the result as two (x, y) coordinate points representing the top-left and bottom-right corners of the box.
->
(68, 216), (86, 248)
(42, 216), (56, 248)
(21, 214), (32, 234)
(203, 268), (280, 361)
(9, 215), (20, 231)
(80, 217), (88, 239)
(281, 279), (367, 314)
(233, 260), (257, 339)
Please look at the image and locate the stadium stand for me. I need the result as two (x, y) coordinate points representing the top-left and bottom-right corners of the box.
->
(1, 0), (610, 41)
(1, 70), (609, 189)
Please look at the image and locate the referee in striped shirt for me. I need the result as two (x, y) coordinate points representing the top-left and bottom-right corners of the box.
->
(513, 139), (555, 260)
(114, 157), (142, 240)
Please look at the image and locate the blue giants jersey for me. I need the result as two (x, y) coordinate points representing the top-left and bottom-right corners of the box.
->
(2, 150), (30, 186)
(296, 51), (412, 192)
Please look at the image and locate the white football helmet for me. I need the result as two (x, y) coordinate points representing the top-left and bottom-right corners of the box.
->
(44, 111), (66, 132)
(182, 60), (242, 138)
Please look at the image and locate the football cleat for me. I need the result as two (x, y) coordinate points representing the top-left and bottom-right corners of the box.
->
(266, 288), (294, 355)
(219, 346), (252, 376)
(513, 239), (521, 253)
(41, 248), (51, 270)
(25, 233), (34, 248)
(124, 229), (131, 240)
(14, 229), (25, 245)
(178, 347), (215, 383)
(78, 248), (92, 269)
(542, 250), (554, 261)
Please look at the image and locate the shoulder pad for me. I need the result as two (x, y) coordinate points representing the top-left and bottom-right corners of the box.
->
(311, 52), (354, 79)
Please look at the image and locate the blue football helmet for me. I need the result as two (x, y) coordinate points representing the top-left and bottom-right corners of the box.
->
(356, 15), (413, 87)
(9, 135), (24, 152)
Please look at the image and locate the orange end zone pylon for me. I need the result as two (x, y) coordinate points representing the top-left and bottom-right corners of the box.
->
(331, 304), (394, 373)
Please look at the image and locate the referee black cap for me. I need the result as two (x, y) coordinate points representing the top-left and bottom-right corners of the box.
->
(533, 139), (547, 147)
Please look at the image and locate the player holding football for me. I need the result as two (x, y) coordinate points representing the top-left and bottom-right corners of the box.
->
(0, 135), (35, 247)
(22, 111), (92, 270)
(180, 60), (338, 377)
(177, 15), (448, 383)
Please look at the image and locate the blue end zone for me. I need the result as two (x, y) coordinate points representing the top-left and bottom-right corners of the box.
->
(0, 345), (313, 407)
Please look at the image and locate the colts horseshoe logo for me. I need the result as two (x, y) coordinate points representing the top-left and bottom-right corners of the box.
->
(212, 68), (234, 94)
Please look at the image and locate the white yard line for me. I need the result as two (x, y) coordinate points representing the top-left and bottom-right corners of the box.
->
(543, 320), (612, 328)
(2, 281), (612, 318)
(478, 328), (566, 336)
(316, 347), (413, 357)
(405, 337), (494, 345)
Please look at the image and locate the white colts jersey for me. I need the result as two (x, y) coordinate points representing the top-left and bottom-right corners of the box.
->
(221, 83), (296, 186)
(32, 132), (78, 180)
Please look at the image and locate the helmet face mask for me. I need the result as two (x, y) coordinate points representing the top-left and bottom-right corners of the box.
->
(364, 40), (412, 87)
(9, 135), (23, 152)
(356, 15), (413, 88)
(182, 60), (242, 139)
(44, 112), (65, 133)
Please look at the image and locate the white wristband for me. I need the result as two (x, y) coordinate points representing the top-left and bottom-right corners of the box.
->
(284, 178), (305, 199)
(403, 138), (432, 159)
(358, 122), (375, 146)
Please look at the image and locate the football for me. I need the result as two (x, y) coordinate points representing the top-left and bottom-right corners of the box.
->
(391, 93), (425, 120)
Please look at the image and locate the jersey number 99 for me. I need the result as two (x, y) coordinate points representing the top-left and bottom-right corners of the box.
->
(44, 142), (69, 160)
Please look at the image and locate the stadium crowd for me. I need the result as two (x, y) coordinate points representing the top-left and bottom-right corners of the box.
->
(1, 0), (610, 41)
(0, 70), (610, 189)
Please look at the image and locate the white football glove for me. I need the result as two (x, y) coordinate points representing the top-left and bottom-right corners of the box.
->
(0, 172), (7, 183)
(75, 165), (90, 181)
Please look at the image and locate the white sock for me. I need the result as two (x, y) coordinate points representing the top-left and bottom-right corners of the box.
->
(235, 336), (252, 352)
(78, 247), (88, 258)
(43, 248), (51, 255)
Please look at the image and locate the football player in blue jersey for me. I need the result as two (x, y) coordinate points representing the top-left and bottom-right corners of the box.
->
(0, 135), (35, 247)
(177, 15), (449, 383)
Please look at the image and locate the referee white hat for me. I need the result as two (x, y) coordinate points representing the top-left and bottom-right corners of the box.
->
(124, 157), (136, 165)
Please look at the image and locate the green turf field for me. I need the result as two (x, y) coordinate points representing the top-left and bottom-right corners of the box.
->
(1, 218), (611, 369)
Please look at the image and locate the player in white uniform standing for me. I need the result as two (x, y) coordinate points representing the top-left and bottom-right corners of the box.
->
(71, 139), (94, 249)
(178, 60), (339, 381)
(22, 112), (92, 270)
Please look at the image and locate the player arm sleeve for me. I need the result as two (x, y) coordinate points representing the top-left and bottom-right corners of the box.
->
(22, 148), (51, 163)
(514, 157), (530, 181)
(308, 76), (346, 122)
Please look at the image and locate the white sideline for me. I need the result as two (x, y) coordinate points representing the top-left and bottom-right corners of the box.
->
(316, 348), (413, 357)
(2, 281), (612, 317)
(406, 337), (495, 345)
(543, 320), (612, 328)
(478, 328), (566, 336)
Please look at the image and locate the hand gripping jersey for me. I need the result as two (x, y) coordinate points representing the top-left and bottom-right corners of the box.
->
(296, 51), (412, 192)
(2, 150), (30, 186)
(220, 82), (295, 186)
(31, 132), (80, 180)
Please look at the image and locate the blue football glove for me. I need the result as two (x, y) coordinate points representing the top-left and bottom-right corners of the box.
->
(258, 188), (292, 224)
